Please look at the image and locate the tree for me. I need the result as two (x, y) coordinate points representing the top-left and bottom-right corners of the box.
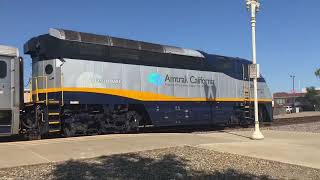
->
(315, 68), (320, 78)
(305, 86), (320, 111)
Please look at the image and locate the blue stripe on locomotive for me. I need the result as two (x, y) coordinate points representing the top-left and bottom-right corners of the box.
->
(40, 91), (272, 126)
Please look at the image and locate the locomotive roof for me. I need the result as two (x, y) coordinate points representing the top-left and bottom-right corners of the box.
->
(48, 28), (205, 58)
(0, 45), (19, 57)
(24, 28), (257, 81)
(24, 28), (250, 63)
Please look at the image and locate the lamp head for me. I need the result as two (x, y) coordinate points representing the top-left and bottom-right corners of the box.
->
(256, 0), (260, 12)
(246, 0), (251, 10)
(246, 0), (260, 12)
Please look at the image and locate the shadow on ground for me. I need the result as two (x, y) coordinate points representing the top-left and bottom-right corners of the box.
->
(48, 152), (272, 180)
(218, 130), (252, 139)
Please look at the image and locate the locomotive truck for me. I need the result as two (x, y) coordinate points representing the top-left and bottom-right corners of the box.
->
(0, 28), (272, 139)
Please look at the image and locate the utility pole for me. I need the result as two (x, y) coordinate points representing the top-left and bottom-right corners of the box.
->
(246, 0), (264, 140)
(290, 75), (296, 108)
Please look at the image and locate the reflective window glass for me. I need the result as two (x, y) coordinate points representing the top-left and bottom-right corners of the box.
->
(0, 61), (7, 78)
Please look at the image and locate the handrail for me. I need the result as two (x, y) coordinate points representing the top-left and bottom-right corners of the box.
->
(34, 77), (38, 101)
(32, 76), (48, 105)
(61, 73), (64, 106)
(31, 74), (64, 106)
(29, 78), (33, 102)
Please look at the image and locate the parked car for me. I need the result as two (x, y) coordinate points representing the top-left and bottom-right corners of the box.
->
(285, 106), (293, 113)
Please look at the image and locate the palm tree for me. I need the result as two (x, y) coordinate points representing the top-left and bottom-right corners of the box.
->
(316, 68), (320, 78)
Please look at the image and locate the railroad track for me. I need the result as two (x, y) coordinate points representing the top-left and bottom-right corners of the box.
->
(125, 115), (320, 133)
(1, 115), (319, 142)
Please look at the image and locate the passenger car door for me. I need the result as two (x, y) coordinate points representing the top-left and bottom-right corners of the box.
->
(0, 57), (11, 109)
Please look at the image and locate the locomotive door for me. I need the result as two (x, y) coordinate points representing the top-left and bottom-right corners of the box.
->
(213, 101), (229, 124)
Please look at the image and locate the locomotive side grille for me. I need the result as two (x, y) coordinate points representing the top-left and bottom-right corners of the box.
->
(111, 37), (140, 50)
(140, 42), (163, 53)
(80, 32), (110, 45)
(63, 30), (80, 41)
(0, 110), (11, 125)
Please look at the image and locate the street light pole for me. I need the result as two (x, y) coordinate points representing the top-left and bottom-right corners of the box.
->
(246, 0), (264, 140)
(290, 75), (296, 107)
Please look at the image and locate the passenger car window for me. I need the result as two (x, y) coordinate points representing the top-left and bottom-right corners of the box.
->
(0, 61), (7, 78)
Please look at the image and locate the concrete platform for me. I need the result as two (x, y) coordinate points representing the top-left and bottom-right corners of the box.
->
(197, 130), (320, 169)
(0, 130), (319, 169)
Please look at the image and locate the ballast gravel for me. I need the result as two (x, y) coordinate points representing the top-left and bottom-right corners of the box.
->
(265, 121), (320, 133)
(0, 146), (319, 180)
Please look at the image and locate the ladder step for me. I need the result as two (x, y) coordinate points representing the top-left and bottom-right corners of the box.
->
(48, 112), (60, 116)
(35, 100), (60, 104)
(49, 121), (61, 125)
(36, 101), (46, 104)
(48, 100), (60, 104)
(49, 129), (61, 133)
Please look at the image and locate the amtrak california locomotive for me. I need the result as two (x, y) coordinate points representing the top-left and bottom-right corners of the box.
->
(0, 28), (272, 139)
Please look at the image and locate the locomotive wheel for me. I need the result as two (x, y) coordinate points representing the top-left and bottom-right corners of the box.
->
(228, 114), (240, 127)
(132, 113), (141, 132)
(22, 113), (37, 129)
(24, 131), (41, 141)
(258, 107), (267, 127)
(239, 119), (249, 128)
(22, 105), (42, 140)
(63, 125), (76, 138)
(124, 111), (141, 133)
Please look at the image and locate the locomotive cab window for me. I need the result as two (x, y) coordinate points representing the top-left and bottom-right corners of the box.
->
(45, 64), (53, 75)
(0, 61), (7, 78)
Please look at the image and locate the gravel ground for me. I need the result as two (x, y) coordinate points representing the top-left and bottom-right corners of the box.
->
(265, 121), (320, 133)
(0, 146), (319, 180)
(274, 112), (320, 119)
(225, 121), (320, 133)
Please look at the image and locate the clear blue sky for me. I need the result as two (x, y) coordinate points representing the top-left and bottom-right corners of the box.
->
(1, 0), (319, 93)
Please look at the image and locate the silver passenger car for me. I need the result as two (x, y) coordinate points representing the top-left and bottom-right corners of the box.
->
(0, 45), (22, 136)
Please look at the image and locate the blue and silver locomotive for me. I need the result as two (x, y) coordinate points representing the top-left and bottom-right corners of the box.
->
(0, 28), (272, 139)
